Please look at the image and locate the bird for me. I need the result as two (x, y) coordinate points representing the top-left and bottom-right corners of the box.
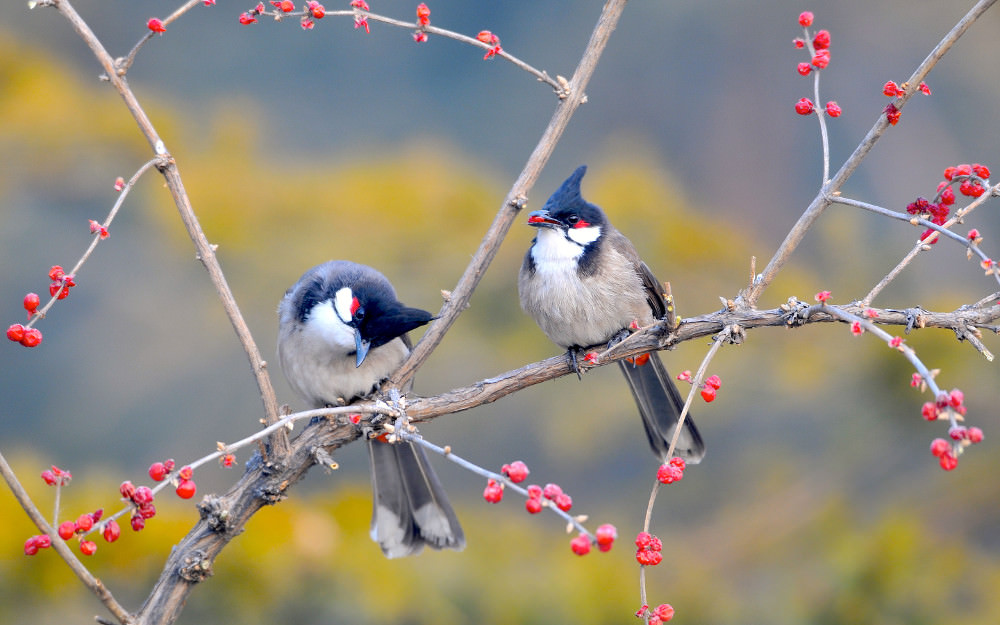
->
(277, 260), (464, 557)
(517, 166), (706, 464)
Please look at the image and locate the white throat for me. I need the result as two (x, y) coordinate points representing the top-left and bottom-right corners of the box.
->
(530, 226), (600, 268)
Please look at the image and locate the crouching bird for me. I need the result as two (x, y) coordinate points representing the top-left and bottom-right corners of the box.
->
(517, 166), (706, 464)
(278, 260), (464, 557)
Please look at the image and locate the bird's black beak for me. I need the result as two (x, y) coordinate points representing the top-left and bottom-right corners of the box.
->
(354, 331), (371, 368)
(527, 209), (563, 229)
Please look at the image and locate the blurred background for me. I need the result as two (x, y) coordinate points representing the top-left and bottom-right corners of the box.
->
(2, 1), (1000, 623)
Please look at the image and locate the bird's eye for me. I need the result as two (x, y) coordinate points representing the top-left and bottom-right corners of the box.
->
(566, 214), (579, 225)
(354, 307), (365, 322)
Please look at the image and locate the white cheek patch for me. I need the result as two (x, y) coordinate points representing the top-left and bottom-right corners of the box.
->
(567, 224), (601, 246)
(309, 300), (356, 351)
(333, 287), (355, 324)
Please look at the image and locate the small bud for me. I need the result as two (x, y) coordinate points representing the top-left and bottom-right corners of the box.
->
(147, 18), (166, 33)
(798, 11), (814, 27)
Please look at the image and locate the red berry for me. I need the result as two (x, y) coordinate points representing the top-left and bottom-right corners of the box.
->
(221, 453), (235, 467)
(968, 228), (980, 240)
(482, 479), (503, 504)
(948, 426), (967, 441)
(882, 81), (899, 97)
(948, 388), (964, 408)
(815, 290), (831, 303)
(102, 520), (121, 543)
(113, 176), (125, 191)
(919, 81), (932, 95)
(526, 484), (542, 499)
(23, 293), (40, 313)
(811, 49), (830, 68)
(635, 532), (654, 549)
(795, 98), (815, 115)
(705, 375), (722, 390)
(137, 502), (157, 519)
(130, 515), (145, 532)
(148, 462), (168, 482)
(669, 457), (686, 470)
(119, 480), (136, 500)
(851, 321), (863, 336)
(132, 486), (154, 505)
(175, 479), (197, 500)
(79, 540), (97, 556)
(501, 460), (529, 483)
(955, 164), (973, 177)
(178, 465), (193, 481)
(676, 370), (692, 382)
(7, 323), (25, 342)
(797, 62), (812, 76)
(40, 469), (57, 485)
(75, 513), (93, 533)
(147, 18), (166, 33)
(653, 604), (675, 622)
(884, 103), (901, 125)
(34, 534), (51, 549)
(525, 497), (543, 514)
(812, 29), (830, 49)
(940, 187), (956, 205)
(972, 163), (990, 179)
(554, 492), (573, 512)
(929, 438), (950, 458)
(542, 483), (563, 500)
(570, 533), (591, 556)
(58, 520), (77, 540)
(595, 523), (617, 551)
(19, 328), (42, 347)
(825, 101), (842, 117)
(350, 0), (370, 9)
(238, 12), (257, 25)
(24, 537), (40, 556)
(921, 402), (939, 421)
(793, 38), (805, 49)
(307, 1), (325, 19)
(636, 549), (663, 566)
(700, 386), (716, 402)
(798, 11), (814, 27)
(90, 509), (103, 523)
(939, 452), (958, 471)
(968, 426), (984, 443)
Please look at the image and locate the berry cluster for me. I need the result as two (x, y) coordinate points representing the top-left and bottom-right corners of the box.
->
(120, 481), (157, 532)
(881, 80), (932, 126)
(7, 265), (82, 348)
(792, 12), (840, 119)
(636, 603), (675, 624)
(676, 370), (722, 403)
(635, 531), (663, 566)
(476, 30), (502, 59)
(906, 163), (991, 244)
(920, 389), (983, 471)
(656, 457), (687, 484)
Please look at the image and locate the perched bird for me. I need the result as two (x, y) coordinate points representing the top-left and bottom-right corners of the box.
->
(277, 260), (464, 557)
(518, 166), (705, 463)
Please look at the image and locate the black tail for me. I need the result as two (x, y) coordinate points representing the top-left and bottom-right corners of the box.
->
(618, 353), (706, 464)
(368, 439), (465, 558)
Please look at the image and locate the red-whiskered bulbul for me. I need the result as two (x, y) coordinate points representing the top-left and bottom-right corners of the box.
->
(277, 260), (465, 557)
(518, 166), (706, 463)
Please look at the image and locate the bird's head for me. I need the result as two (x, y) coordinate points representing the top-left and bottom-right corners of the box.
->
(526, 165), (605, 248)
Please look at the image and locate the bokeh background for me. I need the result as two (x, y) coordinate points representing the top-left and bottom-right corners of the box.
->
(2, 1), (1000, 623)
